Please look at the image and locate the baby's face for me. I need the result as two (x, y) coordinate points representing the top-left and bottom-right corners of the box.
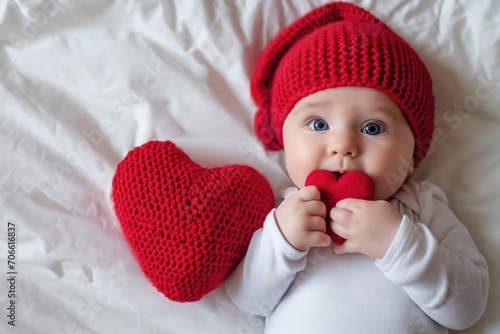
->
(282, 86), (415, 200)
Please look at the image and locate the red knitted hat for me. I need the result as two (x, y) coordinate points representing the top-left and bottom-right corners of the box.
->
(251, 2), (434, 166)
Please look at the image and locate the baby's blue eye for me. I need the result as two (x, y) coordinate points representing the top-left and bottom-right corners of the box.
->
(309, 119), (329, 131)
(362, 122), (383, 135)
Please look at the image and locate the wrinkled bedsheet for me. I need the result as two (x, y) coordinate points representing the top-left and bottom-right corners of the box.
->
(1, 1), (499, 333)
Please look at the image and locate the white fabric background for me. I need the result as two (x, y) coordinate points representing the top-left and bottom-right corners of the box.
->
(1, 0), (499, 333)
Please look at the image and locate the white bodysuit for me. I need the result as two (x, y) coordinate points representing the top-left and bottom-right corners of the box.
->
(224, 180), (489, 333)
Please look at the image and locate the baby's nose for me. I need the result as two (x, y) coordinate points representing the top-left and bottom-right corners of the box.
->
(328, 130), (358, 157)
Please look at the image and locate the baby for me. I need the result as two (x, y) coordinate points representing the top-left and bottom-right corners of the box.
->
(225, 2), (489, 333)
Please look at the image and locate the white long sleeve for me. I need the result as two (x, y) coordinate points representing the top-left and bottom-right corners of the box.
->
(224, 208), (308, 316)
(376, 181), (489, 330)
(224, 180), (489, 334)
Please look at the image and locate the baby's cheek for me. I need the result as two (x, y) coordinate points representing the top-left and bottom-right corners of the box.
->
(285, 160), (307, 188)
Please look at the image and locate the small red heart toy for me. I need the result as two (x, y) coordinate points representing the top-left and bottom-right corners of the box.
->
(112, 141), (275, 302)
(305, 170), (375, 245)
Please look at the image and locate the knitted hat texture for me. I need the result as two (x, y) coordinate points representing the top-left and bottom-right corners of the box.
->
(252, 2), (434, 166)
(111, 141), (275, 302)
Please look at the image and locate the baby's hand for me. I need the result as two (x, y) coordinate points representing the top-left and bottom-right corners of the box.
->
(275, 186), (332, 251)
(330, 199), (402, 259)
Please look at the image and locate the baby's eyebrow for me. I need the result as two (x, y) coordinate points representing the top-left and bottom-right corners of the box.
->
(288, 100), (330, 116)
(368, 106), (405, 122)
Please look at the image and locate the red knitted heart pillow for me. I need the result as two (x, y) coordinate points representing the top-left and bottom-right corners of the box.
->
(111, 141), (275, 302)
(305, 170), (375, 245)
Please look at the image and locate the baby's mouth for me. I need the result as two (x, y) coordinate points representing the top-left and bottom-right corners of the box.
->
(333, 171), (345, 180)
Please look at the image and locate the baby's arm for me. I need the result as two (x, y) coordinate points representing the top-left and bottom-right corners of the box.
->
(375, 183), (489, 330)
(225, 186), (330, 315)
(224, 208), (308, 316)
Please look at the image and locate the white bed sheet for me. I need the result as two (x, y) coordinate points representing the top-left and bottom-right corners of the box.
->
(1, 0), (499, 333)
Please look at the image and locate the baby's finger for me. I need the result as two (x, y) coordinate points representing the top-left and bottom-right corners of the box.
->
(334, 242), (348, 255)
(335, 198), (364, 210)
(307, 231), (332, 248)
(304, 200), (327, 219)
(330, 219), (348, 240)
(335, 238), (362, 255)
(330, 207), (352, 223)
(299, 185), (322, 201)
(308, 216), (327, 234)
